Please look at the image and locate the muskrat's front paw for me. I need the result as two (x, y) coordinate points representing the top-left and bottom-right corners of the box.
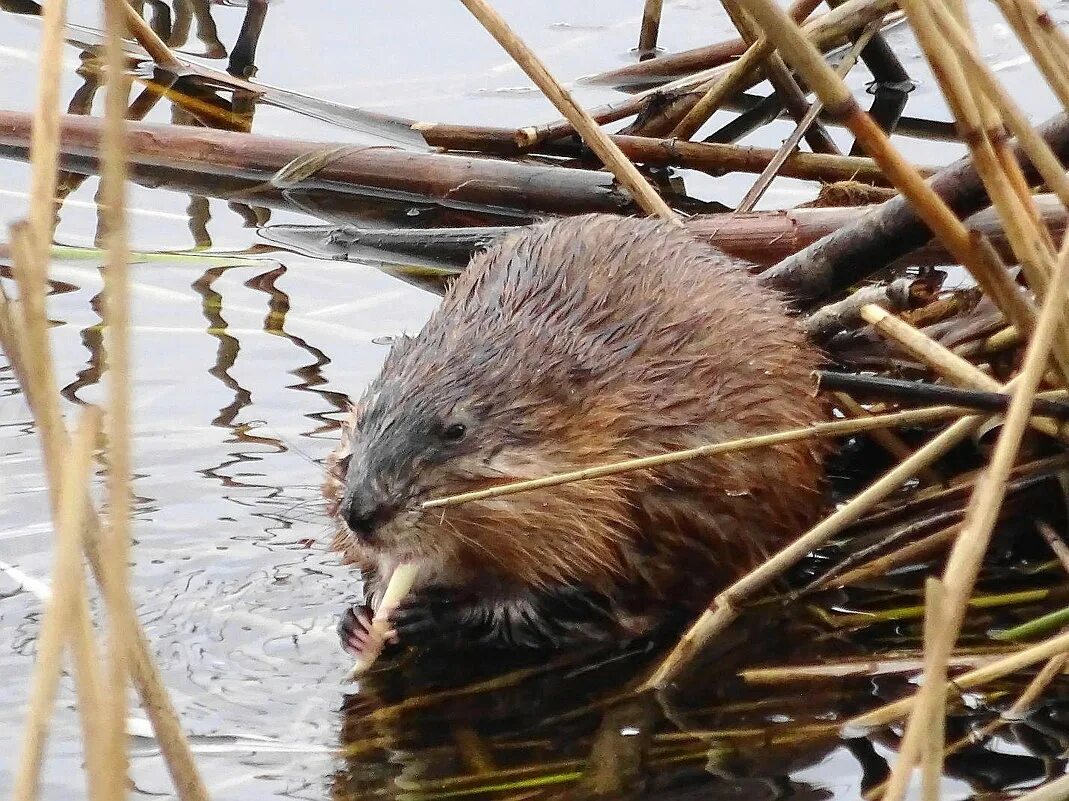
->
(390, 587), (464, 642)
(338, 604), (374, 656)
(337, 603), (399, 657)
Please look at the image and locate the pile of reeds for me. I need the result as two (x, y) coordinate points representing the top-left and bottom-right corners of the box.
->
(4, 0), (1069, 799)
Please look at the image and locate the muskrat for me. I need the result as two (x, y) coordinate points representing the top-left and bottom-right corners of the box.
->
(324, 214), (828, 655)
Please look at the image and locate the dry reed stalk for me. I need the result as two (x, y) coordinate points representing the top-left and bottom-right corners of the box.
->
(928, 238), (1069, 673)
(849, 246), (1069, 738)
(966, 233), (1039, 343)
(901, 0), (1069, 382)
(638, 0), (664, 54)
(821, 522), (959, 588)
(1037, 520), (1069, 573)
(729, 0), (1012, 286)
(921, 580), (949, 801)
(928, 649), (1068, 771)
(11, 408), (102, 801)
(26, 0), (66, 263)
(669, 34), (776, 140)
(738, 652), (1006, 683)
(642, 414), (986, 689)
(719, 0), (839, 154)
(876, 578), (950, 801)
(1, 313), (211, 801)
(994, 0), (1069, 115)
(120, 0), (181, 70)
(930, 3), (1069, 213)
(737, 20), (880, 213)
(101, 0), (134, 796)
(2, 141), (209, 801)
(860, 304), (1066, 440)
(668, 0), (828, 140)
(847, 625), (1069, 729)
(457, 0), (680, 224)
(423, 404), (978, 509)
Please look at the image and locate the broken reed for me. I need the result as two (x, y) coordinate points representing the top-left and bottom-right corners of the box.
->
(2, 2), (208, 801)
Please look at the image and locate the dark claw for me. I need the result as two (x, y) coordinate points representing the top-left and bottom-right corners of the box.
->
(390, 588), (467, 642)
(390, 601), (442, 640)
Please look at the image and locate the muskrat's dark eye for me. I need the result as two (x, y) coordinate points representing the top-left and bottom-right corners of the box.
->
(441, 423), (467, 443)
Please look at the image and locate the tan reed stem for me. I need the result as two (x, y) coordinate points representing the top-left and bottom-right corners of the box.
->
(12, 408), (102, 801)
(847, 245), (1069, 737)
(457, 0), (680, 224)
(1037, 520), (1069, 574)
(928, 2), (1069, 212)
(728, 0), (997, 282)
(720, 0), (839, 154)
(880, 578), (950, 801)
(120, 0), (181, 70)
(3, 237), (208, 801)
(737, 19), (879, 213)
(900, 0), (1069, 383)
(642, 414), (985, 690)
(101, 0), (134, 797)
(920, 578), (947, 801)
(824, 523), (959, 588)
(860, 304), (1066, 440)
(847, 625), (1069, 729)
(670, 0), (823, 140)
(422, 404), (976, 509)
(993, 0), (1069, 115)
(26, 0), (66, 263)
(929, 238), (1069, 693)
(921, 649), (1068, 780)
(638, 0), (664, 53)
(670, 36), (775, 140)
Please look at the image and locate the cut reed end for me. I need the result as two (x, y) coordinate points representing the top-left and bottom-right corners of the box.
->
(343, 563), (420, 682)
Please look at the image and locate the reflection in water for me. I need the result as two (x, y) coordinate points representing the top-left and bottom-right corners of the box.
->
(332, 597), (1069, 800)
(242, 264), (350, 438)
(191, 264), (251, 427)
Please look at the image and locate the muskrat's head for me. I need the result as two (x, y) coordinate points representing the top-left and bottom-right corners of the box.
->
(325, 325), (635, 590)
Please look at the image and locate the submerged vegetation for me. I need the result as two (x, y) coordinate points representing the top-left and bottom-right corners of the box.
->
(2, 0), (1069, 800)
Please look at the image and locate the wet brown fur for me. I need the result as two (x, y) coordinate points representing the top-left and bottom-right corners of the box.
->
(324, 214), (828, 630)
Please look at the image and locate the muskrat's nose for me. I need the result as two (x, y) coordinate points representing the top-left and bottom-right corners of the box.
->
(344, 494), (394, 541)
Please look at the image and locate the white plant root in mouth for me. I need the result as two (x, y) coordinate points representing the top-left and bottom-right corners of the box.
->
(344, 563), (419, 681)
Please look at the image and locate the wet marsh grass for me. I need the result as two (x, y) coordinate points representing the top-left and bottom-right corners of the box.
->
(3, 0), (1069, 800)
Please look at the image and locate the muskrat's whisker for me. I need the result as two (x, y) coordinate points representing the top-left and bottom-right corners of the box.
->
(421, 404), (975, 510)
(440, 518), (509, 570)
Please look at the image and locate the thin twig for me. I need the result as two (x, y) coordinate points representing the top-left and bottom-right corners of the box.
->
(737, 20), (881, 212)
(457, 0), (681, 224)
(423, 404), (975, 509)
